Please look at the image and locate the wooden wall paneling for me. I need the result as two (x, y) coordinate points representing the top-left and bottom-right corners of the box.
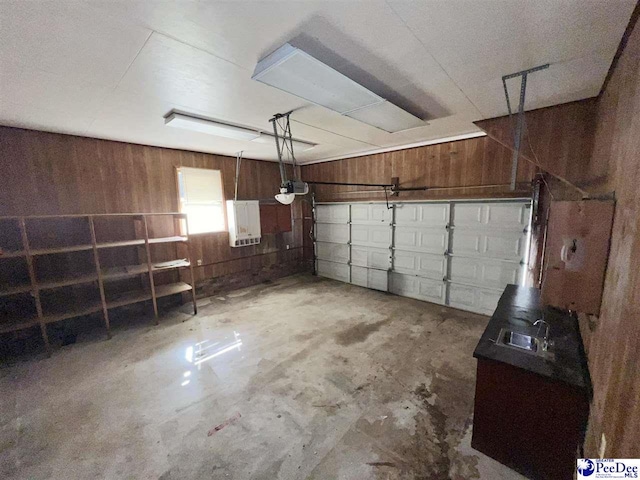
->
(474, 99), (597, 195)
(0, 127), (309, 297)
(301, 136), (535, 203)
(580, 12), (640, 458)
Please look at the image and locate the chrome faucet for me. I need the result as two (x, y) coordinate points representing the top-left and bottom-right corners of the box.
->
(533, 318), (550, 351)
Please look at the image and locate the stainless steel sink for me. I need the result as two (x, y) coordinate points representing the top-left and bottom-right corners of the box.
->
(496, 328), (547, 356)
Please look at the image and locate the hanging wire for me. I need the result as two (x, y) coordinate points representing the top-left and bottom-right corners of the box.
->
(384, 186), (392, 209)
(522, 117), (589, 199)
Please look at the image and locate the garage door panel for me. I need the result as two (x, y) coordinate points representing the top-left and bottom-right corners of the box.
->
(450, 257), (522, 290)
(351, 204), (391, 224)
(448, 283), (502, 315)
(451, 230), (526, 261)
(393, 251), (446, 280)
(394, 227), (448, 254)
(389, 273), (446, 304)
(395, 203), (449, 226)
(316, 242), (349, 264)
(316, 223), (349, 244)
(351, 246), (390, 270)
(351, 224), (391, 248)
(315, 204), (349, 224)
(351, 266), (388, 291)
(317, 260), (350, 282)
(453, 202), (529, 230)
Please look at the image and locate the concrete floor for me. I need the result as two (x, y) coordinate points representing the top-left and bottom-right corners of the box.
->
(0, 274), (526, 480)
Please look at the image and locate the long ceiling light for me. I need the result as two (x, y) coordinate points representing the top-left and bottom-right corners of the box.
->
(252, 43), (425, 133)
(165, 112), (316, 151)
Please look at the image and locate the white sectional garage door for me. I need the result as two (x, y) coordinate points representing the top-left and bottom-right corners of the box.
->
(448, 202), (529, 314)
(314, 204), (391, 291)
(315, 204), (350, 283)
(315, 200), (531, 316)
(390, 203), (449, 304)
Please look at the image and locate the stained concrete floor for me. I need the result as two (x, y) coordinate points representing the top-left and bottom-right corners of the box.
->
(0, 274), (527, 480)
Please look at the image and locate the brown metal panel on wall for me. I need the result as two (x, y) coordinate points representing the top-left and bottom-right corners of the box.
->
(541, 200), (614, 315)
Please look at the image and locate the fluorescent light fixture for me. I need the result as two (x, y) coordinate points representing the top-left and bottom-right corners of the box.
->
(253, 43), (382, 114)
(344, 101), (424, 133)
(165, 112), (317, 152)
(165, 112), (260, 141)
(250, 133), (316, 152)
(252, 43), (425, 133)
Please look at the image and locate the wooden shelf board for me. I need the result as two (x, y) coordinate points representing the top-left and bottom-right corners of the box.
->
(0, 319), (39, 334)
(0, 213), (183, 219)
(152, 259), (190, 272)
(148, 236), (188, 245)
(0, 250), (26, 259)
(155, 282), (193, 298)
(0, 284), (33, 297)
(31, 244), (94, 256)
(97, 239), (145, 249)
(42, 303), (103, 324)
(102, 264), (149, 280)
(38, 274), (98, 291)
(106, 290), (152, 309)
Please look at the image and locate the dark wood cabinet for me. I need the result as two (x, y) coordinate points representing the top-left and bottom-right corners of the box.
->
(472, 358), (589, 480)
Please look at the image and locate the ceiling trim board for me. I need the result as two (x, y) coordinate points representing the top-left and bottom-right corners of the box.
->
(299, 131), (487, 165)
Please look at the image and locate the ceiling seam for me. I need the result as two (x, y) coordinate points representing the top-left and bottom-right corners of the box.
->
(114, 29), (155, 90)
(150, 30), (250, 71)
(84, 29), (154, 133)
(384, 0), (485, 119)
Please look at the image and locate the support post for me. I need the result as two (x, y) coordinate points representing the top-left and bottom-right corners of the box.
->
(502, 63), (549, 190)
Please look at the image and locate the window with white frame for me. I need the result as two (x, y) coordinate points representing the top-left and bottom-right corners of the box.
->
(176, 167), (225, 234)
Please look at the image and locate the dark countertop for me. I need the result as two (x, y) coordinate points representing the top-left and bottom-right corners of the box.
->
(473, 285), (591, 391)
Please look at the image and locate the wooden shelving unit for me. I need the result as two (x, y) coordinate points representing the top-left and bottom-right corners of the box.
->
(0, 213), (198, 354)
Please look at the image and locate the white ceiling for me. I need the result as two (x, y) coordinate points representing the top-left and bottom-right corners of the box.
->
(0, 1), (635, 164)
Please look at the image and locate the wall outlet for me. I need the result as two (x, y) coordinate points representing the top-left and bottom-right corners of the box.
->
(286, 244), (290, 250)
(599, 433), (607, 459)
(197, 259), (203, 266)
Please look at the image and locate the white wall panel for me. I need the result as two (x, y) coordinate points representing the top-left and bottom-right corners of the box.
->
(316, 260), (350, 283)
(448, 283), (503, 316)
(315, 223), (349, 244)
(351, 246), (390, 270)
(351, 266), (388, 291)
(315, 242), (349, 264)
(449, 256), (522, 290)
(392, 250), (446, 280)
(351, 204), (391, 224)
(351, 224), (391, 248)
(394, 226), (448, 254)
(395, 203), (449, 226)
(315, 204), (349, 224)
(389, 273), (446, 304)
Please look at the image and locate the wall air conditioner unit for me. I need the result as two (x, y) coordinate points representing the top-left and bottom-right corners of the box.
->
(227, 200), (261, 247)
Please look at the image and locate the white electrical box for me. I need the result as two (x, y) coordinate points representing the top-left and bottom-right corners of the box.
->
(226, 200), (261, 247)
